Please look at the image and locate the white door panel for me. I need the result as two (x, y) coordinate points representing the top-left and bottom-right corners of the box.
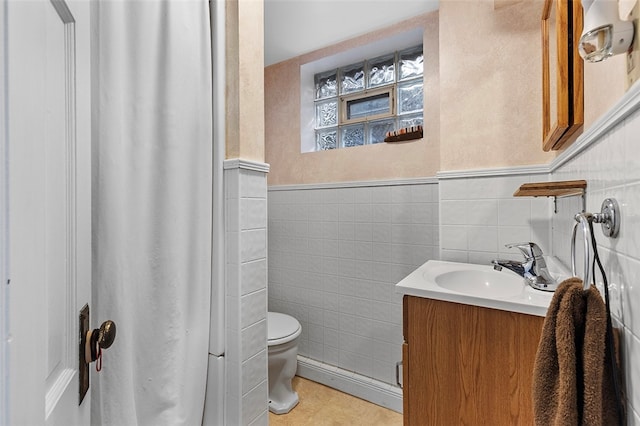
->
(8, 0), (91, 424)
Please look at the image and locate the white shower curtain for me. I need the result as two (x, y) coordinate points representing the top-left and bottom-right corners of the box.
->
(91, 1), (213, 425)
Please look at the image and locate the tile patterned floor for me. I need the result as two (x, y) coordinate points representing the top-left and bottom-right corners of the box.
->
(268, 376), (403, 426)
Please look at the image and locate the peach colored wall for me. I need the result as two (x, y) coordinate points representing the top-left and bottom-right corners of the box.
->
(583, 56), (628, 128)
(264, 0), (629, 182)
(438, 0), (628, 171)
(226, 0), (264, 162)
(439, 0), (556, 171)
(265, 12), (440, 185)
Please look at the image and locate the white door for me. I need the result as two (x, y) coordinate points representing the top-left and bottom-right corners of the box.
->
(7, 0), (92, 424)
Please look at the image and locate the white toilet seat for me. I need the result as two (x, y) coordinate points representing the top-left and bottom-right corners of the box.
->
(268, 312), (301, 346)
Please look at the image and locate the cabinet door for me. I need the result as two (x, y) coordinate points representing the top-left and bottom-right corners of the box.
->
(404, 296), (544, 425)
(541, 0), (584, 151)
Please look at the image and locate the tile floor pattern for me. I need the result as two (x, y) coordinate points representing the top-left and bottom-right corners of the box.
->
(268, 377), (403, 426)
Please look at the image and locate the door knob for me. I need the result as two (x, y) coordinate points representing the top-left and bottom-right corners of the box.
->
(79, 305), (116, 403)
(84, 320), (117, 364)
(97, 320), (116, 349)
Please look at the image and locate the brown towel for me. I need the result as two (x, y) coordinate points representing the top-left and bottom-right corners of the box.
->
(532, 278), (621, 425)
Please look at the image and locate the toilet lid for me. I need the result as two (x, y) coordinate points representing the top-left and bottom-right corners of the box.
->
(268, 312), (301, 345)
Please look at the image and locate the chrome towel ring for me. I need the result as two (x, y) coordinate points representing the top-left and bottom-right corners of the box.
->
(571, 213), (593, 290)
(570, 198), (620, 290)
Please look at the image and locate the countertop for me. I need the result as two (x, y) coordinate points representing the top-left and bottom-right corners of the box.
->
(395, 258), (571, 317)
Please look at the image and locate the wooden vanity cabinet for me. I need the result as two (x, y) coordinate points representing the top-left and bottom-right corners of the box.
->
(402, 295), (545, 425)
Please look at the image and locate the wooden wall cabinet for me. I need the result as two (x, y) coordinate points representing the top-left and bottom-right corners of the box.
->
(402, 296), (544, 425)
(542, 0), (584, 151)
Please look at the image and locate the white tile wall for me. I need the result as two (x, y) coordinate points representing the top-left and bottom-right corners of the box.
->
(266, 99), (640, 422)
(439, 174), (553, 265)
(436, 100), (640, 424)
(551, 105), (640, 424)
(268, 182), (438, 386)
(225, 164), (269, 426)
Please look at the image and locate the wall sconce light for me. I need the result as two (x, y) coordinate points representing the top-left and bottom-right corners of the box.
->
(578, 0), (635, 62)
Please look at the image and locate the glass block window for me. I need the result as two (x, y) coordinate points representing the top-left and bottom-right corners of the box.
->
(315, 70), (337, 99)
(340, 62), (365, 94)
(340, 124), (365, 148)
(313, 44), (423, 150)
(369, 118), (396, 144)
(316, 128), (337, 150)
(399, 45), (423, 81)
(398, 113), (423, 129)
(368, 53), (395, 88)
(397, 80), (423, 115)
(316, 100), (338, 128)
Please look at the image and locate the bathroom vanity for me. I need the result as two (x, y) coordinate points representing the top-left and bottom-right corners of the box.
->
(402, 295), (543, 425)
(396, 260), (564, 425)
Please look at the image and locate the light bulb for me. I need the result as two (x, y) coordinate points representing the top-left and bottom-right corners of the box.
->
(579, 24), (614, 62)
(579, 0), (634, 63)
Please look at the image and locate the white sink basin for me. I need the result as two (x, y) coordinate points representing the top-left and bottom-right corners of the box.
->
(432, 269), (525, 299)
(396, 260), (568, 317)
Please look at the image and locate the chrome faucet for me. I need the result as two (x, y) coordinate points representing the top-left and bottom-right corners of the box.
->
(491, 242), (558, 292)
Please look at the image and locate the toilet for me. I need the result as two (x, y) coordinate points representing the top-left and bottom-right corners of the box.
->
(267, 311), (302, 414)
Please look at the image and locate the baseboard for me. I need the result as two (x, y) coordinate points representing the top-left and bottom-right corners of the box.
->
(296, 356), (403, 414)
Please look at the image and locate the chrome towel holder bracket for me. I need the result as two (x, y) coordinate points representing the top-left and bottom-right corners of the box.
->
(571, 198), (620, 289)
(596, 198), (620, 238)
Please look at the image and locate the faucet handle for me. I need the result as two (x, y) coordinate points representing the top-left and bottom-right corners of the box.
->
(505, 242), (544, 259)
